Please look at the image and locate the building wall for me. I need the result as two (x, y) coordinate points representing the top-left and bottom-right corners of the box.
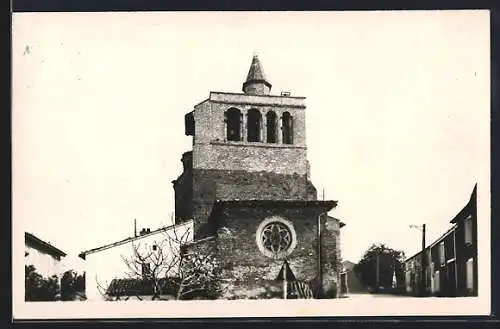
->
(83, 221), (193, 301)
(192, 169), (317, 237)
(194, 93), (307, 147)
(192, 93), (308, 175)
(193, 143), (308, 175)
(213, 205), (339, 299)
(174, 91), (317, 238)
(24, 244), (63, 279)
(321, 216), (342, 296)
(404, 187), (477, 297)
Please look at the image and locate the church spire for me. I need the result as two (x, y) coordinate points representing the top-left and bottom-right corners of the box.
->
(242, 54), (272, 95)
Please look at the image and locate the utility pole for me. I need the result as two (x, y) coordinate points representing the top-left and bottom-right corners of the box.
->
(420, 224), (427, 296)
(409, 224), (427, 296)
(376, 252), (380, 290)
(421, 224), (426, 297)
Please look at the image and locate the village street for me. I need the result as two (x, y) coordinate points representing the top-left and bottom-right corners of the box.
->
(345, 293), (417, 300)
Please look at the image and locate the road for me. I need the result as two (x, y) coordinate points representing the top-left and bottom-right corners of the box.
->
(344, 293), (418, 299)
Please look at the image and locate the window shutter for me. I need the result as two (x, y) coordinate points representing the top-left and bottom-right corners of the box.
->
(466, 258), (474, 290)
(465, 218), (473, 245)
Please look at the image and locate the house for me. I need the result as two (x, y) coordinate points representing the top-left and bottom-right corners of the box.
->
(79, 220), (193, 301)
(404, 184), (478, 297)
(341, 260), (366, 294)
(25, 232), (67, 279)
(172, 55), (345, 299)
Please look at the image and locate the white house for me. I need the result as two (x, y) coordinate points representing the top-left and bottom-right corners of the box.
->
(79, 220), (194, 301)
(25, 232), (67, 279)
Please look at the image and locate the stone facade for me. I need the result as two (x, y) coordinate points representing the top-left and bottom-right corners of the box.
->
(172, 55), (343, 299)
(208, 200), (337, 299)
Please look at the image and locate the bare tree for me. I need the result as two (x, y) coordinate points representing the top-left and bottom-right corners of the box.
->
(113, 225), (220, 301)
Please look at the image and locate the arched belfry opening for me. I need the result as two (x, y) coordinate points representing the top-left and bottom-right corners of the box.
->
(266, 111), (277, 143)
(282, 112), (293, 144)
(225, 108), (242, 141)
(247, 109), (262, 142)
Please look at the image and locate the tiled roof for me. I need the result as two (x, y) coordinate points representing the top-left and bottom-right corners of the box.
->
(106, 278), (180, 297)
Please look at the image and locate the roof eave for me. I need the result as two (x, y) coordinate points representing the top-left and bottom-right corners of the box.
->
(25, 232), (67, 258)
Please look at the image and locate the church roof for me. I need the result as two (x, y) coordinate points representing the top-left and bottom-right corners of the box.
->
(243, 54), (272, 90)
(245, 54), (268, 82)
(213, 199), (337, 210)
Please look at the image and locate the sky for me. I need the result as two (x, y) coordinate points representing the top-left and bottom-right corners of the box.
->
(12, 11), (490, 272)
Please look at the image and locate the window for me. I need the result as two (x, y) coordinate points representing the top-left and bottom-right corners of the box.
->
(466, 258), (474, 291)
(282, 112), (293, 144)
(247, 109), (262, 142)
(256, 216), (297, 260)
(266, 111), (277, 143)
(225, 108), (242, 141)
(435, 270), (440, 292)
(465, 216), (473, 245)
(445, 236), (454, 261)
(439, 242), (445, 266)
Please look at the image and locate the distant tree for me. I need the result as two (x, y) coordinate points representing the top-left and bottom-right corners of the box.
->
(25, 265), (60, 301)
(354, 244), (405, 292)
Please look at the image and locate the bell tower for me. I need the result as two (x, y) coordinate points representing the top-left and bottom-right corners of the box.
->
(173, 55), (317, 237)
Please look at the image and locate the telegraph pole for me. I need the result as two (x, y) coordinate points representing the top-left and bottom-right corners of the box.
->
(410, 224), (427, 296)
(421, 224), (426, 297)
(376, 252), (380, 290)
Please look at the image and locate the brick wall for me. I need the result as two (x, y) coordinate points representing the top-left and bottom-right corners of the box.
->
(191, 169), (317, 237)
(320, 216), (342, 297)
(193, 143), (308, 175)
(191, 93), (308, 175)
(213, 205), (325, 299)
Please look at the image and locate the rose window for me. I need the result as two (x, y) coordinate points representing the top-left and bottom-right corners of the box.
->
(256, 216), (297, 259)
(261, 222), (292, 253)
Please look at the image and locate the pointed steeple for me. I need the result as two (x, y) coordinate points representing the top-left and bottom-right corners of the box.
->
(242, 54), (272, 95)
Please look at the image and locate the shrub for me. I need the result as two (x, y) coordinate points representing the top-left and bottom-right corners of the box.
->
(25, 265), (60, 301)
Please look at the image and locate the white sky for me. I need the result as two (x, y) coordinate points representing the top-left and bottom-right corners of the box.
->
(12, 11), (490, 272)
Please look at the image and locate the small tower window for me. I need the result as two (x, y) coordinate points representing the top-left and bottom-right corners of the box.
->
(225, 108), (242, 141)
(282, 112), (293, 144)
(247, 109), (262, 142)
(266, 111), (277, 143)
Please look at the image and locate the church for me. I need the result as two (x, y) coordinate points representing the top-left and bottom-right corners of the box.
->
(172, 55), (345, 299)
